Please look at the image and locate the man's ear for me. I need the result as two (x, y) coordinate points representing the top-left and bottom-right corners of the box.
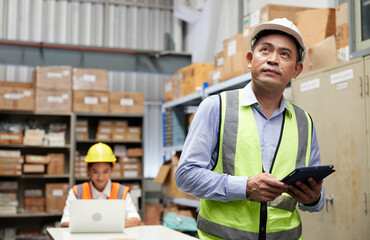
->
(246, 51), (253, 69)
(293, 62), (303, 78)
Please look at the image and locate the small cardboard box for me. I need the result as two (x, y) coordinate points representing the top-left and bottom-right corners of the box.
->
(0, 156), (24, 164)
(72, 68), (109, 91)
(96, 133), (111, 141)
(127, 148), (143, 157)
(46, 153), (65, 175)
(297, 8), (336, 49)
(45, 183), (69, 213)
(35, 66), (72, 90)
(73, 91), (109, 113)
(109, 92), (144, 114)
(208, 67), (225, 85)
(112, 133), (126, 141)
(0, 133), (23, 145)
(35, 88), (72, 112)
(181, 63), (215, 96)
(25, 155), (49, 164)
(122, 161), (141, 178)
(0, 82), (34, 111)
(23, 164), (45, 174)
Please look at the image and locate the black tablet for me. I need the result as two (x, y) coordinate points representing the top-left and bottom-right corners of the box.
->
(281, 165), (335, 185)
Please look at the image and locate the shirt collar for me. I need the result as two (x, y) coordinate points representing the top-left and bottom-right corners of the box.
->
(90, 179), (112, 198)
(240, 82), (292, 118)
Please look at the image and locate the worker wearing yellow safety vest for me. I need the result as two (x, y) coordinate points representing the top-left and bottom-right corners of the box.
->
(60, 142), (141, 228)
(175, 18), (325, 240)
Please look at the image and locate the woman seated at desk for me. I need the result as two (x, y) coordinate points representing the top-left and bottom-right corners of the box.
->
(60, 142), (141, 228)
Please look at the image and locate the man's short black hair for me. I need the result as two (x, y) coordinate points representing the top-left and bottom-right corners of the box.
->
(251, 29), (303, 63)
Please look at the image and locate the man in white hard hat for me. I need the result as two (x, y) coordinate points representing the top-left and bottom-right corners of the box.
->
(175, 18), (324, 240)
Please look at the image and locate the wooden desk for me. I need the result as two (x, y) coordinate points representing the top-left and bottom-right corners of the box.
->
(47, 225), (198, 240)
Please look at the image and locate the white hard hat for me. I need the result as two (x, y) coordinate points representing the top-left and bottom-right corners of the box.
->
(250, 18), (306, 62)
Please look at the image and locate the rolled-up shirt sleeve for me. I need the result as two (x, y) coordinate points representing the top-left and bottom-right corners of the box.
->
(175, 95), (248, 202)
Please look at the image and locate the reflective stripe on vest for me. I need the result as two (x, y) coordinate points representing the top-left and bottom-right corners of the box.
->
(198, 89), (312, 240)
(73, 182), (130, 200)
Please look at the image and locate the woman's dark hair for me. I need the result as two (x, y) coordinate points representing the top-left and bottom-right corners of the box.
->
(251, 29), (303, 63)
(87, 162), (113, 169)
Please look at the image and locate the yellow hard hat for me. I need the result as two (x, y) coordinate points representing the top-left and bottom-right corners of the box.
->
(85, 142), (116, 164)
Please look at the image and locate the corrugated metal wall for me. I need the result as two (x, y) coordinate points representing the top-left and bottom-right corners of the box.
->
(0, 0), (173, 177)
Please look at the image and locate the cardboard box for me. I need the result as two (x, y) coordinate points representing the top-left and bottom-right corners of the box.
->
(97, 126), (113, 134)
(45, 183), (69, 213)
(122, 161), (141, 178)
(72, 68), (108, 91)
(0, 169), (22, 175)
(35, 66), (72, 90)
(113, 127), (127, 134)
(98, 120), (114, 127)
(214, 52), (224, 68)
(96, 133), (111, 141)
(0, 82), (34, 111)
(47, 154), (65, 175)
(112, 133), (126, 141)
(297, 8), (336, 49)
(73, 91), (109, 113)
(164, 78), (175, 102)
(335, 2), (349, 63)
(208, 67), (225, 85)
(182, 63), (215, 96)
(243, 4), (311, 38)
(35, 88), (72, 112)
(223, 33), (249, 81)
(24, 129), (45, 146)
(154, 162), (194, 199)
(76, 119), (88, 133)
(109, 92), (144, 114)
(173, 69), (184, 99)
(0, 150), (21, 157)
(25, 155), (49, 164)
(0, 156), (24, 164)
(25, 196), (45, 213)
(0, 133), (23, 145)
(302, 35), (338, 75)
(23, 164), (45, 174)
(127, 148), (143, 157)
(114, 120), (128, 127)
(0, 163), (22, 170)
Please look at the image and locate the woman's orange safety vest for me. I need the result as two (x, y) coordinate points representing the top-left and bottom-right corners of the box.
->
(73, 182), (130, 200)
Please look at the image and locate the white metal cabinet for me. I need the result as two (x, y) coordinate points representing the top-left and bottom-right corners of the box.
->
(291, 58), (370, 239)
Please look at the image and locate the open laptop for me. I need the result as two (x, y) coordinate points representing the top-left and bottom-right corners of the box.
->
(69, 199), (126, 233)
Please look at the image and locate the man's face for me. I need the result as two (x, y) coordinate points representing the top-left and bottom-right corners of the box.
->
(246, 33), (303, 92)
(88, 162), (113, 192)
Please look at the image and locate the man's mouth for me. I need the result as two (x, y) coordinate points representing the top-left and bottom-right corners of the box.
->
(262, 68), (280, 75)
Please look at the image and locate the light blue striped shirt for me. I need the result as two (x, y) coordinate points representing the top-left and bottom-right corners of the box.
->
(175, 83), (324, 212)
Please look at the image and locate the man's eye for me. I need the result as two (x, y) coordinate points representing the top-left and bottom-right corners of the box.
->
(262, 47), (269, 51)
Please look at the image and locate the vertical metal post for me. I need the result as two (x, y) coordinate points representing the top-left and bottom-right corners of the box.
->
(237, 0), (244, 33)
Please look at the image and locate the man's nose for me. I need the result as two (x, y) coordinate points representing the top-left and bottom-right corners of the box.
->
(267, 51), (279, 65)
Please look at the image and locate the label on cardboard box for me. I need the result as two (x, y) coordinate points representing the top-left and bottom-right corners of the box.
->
(300, 78), (320, 93)
(101, 97), (108, 103)
(217, 57), (224, 67)
(52, 189), (63, 197)
(124, 170), (138, 178)
(47, 72), (62, 79)
(1, 134), (21, 141)
(76, 127), (87, 133)
(47, 96), (63, 103)
(213, 71), (221, 81)
(4, 93), (23, 99)
(84, 97), (98, 104)
(83, 74), (96, 82)
(165, 82), (173, 92)
(250, 9), (260, 27)
(227, 40), (237, 57)
(243, 28), (250, 38)
(24, 90), (31, 96)
(62, 70), (70, 76)
(120, 98), (134, 106)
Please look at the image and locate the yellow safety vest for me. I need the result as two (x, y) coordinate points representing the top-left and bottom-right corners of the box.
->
(198, 89), (312, 240)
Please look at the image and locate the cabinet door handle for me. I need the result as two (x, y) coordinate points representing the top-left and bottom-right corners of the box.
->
(366, 75), (369, 96)
(364, 193), (368, 214)
(326, 194), (334, 212)
(360, 77), (364, 96)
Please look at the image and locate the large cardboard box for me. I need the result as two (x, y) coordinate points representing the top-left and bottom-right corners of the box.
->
(297, 8), (336, 49)
(73, 91), (109, 113)
(46, 154), (65, 175)
(109, 92), (144, 114)
(208, 67), (225, 85)
(154, 161), (195, 199)
(0, 82), (34, 111)
(45, 183), (69, 213)
(302, 35), (338, 75)
(243, 4), (311, 38)
(182, 63), (214, 96)
(35, 88), (72, 112)
(72, 68), (109, 91)
(223, 33), (249, 81)
(335, 2), (349, 63)
(35, 66), (72, 90)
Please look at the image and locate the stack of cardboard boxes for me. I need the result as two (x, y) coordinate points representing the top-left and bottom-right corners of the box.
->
(74, 152), (87, 178)
(76, 119), (89, 141)
(0, 182), (18, 214)
(45, 183), (69, 213)
(0, 150), (23, 176)
(24, 189), (44, 213)
(22, 153), (65, 175)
